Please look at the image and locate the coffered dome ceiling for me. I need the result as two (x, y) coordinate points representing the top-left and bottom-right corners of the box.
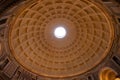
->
(8, 0), (114, 78)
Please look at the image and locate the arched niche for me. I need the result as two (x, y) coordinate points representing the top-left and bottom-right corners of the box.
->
(99, 67), (118, 80)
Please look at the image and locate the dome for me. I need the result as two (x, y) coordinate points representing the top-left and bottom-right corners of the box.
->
(8, 0), (114, 78)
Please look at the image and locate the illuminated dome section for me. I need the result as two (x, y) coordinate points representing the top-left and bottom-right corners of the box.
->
(9, 0), (114, 78)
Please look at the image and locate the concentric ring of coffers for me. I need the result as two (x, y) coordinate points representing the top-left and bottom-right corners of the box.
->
(8, 0), (114, 78)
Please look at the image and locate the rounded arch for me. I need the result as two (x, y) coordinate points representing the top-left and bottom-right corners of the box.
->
(100, 67), (118, 80)
(115, 78), (120, 80)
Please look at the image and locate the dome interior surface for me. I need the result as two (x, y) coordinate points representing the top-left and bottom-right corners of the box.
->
(8, 0), (114, 78)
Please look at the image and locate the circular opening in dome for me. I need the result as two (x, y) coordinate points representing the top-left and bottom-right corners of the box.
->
(54, 26), (66, 39)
